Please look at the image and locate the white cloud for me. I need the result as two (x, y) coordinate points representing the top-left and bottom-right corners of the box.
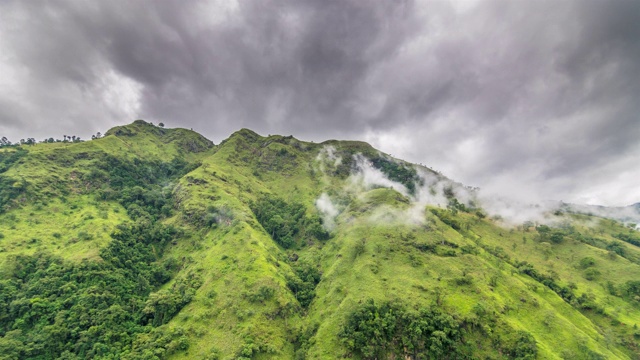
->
(1, 0), (639, 208)
(315, 193), (340, 231)
(349, 154), (409, 197)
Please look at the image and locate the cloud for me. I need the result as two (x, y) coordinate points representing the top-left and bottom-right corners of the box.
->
(412, 168), (450, 208)
(348, 154), (409, 197)
(1, 0), (639, 206)
(561, 202), (640, 227)
(315, 145), (342, 174)
(317, 148), (588, 227)
(314, 192), (339, 231)
(341, 153), (456, 226)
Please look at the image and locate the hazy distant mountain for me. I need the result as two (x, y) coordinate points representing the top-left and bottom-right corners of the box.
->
(561, 202), (640, 226)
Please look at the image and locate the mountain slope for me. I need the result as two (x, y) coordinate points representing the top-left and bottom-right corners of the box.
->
(0, 121), (639, 360)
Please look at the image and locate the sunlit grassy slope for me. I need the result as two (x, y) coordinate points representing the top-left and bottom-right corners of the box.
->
(1, 121), (639, 359)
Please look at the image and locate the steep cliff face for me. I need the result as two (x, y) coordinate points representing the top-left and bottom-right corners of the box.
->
(0, 121), (639, 360)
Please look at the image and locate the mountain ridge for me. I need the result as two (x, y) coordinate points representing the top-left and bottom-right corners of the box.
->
(0, 120), (639, 359)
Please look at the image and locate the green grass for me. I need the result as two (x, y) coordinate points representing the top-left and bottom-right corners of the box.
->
(0, 196), (128, 273)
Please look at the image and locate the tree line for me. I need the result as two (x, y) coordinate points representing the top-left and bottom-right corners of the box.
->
(0, 135), (87, 147)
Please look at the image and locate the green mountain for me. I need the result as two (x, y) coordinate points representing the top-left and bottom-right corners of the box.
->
(1, 120), (639, 360)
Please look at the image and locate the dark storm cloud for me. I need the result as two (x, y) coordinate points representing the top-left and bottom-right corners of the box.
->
(0, 0), (639, 205)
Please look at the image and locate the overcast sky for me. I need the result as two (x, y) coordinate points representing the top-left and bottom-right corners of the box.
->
(1, 0), (639, 206)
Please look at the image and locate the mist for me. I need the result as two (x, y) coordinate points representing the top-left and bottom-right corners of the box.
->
(313, 146), (638, 231)
(348, 154), (410, 197)
(315, 192), (340, 231)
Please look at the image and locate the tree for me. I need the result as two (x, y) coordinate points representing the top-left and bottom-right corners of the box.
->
(606, 241), (626, 257)
(550, 232), (564, 244)
(536, 225), (551, 234)
(287, 261), (322, 308)
(143, 291), (179, 326)
(502, 330), (537, 359)
(158, 123), (165, 128)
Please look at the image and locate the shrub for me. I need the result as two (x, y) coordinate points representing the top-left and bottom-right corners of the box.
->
(606, 242), (626, 257)
(584, 268), (601, 281)
(579, 257), (596, 269)
(77, 231), (93, 241)
(245, 286), (275, 304)
(500, 330), (537, 360)
(353, 238), (366, 258)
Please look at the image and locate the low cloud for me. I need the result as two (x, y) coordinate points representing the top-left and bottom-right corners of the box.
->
(412, 169), (451, 207)
(332, 150), (575, 227)
(315, 192), (340, 231)
(315, 145), (342, 176)
(477, 195), (559, 226)
(348, 154), (409, 197)
(346, 153), (448, 226)
(315, 149), (638, 229)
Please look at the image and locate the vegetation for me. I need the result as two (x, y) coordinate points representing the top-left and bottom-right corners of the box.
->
(250, 194), (328, 248)
(0, 121), (639, 359)
(0, 148), (27, 173)
(286, 260), (322, 309)
(369, 156), (422, 195)
(339, 299), (465, 359)
(0, 122), (206, 358)
(0, 218), (192, 359)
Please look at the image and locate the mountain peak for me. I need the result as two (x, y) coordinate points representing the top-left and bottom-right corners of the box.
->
(103, 120), (214, 155)
(104, 119), (164, 137)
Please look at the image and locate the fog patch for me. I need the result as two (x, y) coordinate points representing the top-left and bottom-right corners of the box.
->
(412, 169), (449, 207)
(315, 145), (342, 171)
(349, 154), (409, 197)
(476, 194), (559, 226)
(561, 202), (640, 228)
(315, 192), (340, 231)
(366, 205), (412, 225)
(325, 151), (579, 229)
(347, 155), (463, 226)
(334, 151), (636, 230)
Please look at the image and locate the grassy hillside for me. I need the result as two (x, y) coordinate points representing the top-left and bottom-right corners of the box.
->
(0, 121), (639, 359)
